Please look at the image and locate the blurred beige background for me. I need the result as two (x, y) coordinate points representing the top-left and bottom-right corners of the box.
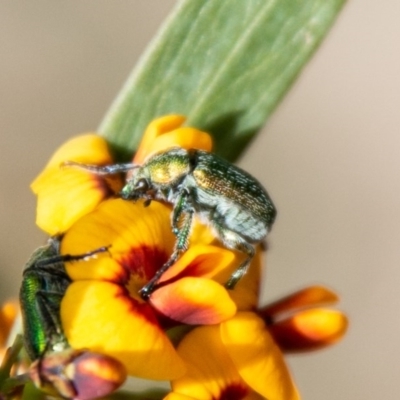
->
(1, 1), (398, 399)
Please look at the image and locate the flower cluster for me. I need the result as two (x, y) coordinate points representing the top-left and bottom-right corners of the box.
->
(26, 115), (347, 399)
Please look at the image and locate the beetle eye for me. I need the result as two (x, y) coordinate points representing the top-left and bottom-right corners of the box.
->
(135, 178), (149, 192)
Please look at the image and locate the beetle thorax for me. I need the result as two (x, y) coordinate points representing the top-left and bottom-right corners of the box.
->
(147, 151), (190, 186)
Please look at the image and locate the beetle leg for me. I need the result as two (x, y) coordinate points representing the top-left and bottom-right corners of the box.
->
(34, 246), (110, 268)
(213, 224), (255, 289)
(171, 189), (190, 236)
(62, 161), (138, 175)
(139, 207), (194, 299)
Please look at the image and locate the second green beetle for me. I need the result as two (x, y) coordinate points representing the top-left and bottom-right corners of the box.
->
(68, 147), (277, 298)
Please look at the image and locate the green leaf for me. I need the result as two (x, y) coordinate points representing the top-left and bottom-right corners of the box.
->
(99, 0), (345, 162)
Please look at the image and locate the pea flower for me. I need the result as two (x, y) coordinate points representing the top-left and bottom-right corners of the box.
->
(29, 115), (347, 399)
(165, 286), (347, 400)
(30, 116), (253, 379)
(0, 301), (18, 361)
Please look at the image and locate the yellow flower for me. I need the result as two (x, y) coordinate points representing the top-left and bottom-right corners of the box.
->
(31, 116), (258, 382)
(166, 287), (347, 400)
(59, 197), (245, 380)
(166, 312), (300, 400)
(31, 116), (347, 399)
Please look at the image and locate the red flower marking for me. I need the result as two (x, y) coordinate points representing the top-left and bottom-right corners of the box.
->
(217, 383), (249, 400)
(118, 245), (170, 282)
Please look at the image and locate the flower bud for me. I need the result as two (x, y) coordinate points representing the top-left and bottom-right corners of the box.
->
(29, 349), (127, 400)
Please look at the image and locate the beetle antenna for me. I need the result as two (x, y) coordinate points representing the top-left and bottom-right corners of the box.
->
(61, 161), (139, 175)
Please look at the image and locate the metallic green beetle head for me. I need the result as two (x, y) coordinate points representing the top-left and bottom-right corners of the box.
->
(121, 147), (191, 201)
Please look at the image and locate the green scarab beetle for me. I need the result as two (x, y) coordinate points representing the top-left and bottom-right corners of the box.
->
(19, 239), (125, 399)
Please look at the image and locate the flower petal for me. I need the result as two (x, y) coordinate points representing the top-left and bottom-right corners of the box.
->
(134, 115), (186, 164)
(31, 134), (122, 235)
(33, 134), (114, 174)
(61, 281), (186, 380)
(189, 218), (216, 246)
(142, 128), (213, 162)
(259, 286), (339, 318)
(156, 244), (261, 313)
(164, 393), (199, 400)
(157, 245), (235, 283)
(0, 301), (18, 346)
(269, 308), (348, 352)
(62, 198), (175, 283)
(66, 351), (127, 400)
(220, 312), (300, 400)
(34, 169), (117, 236)
(171, 325), (258, 400)
(226, 248), (262, 312)
(151, 277), (236, 325)
(134, 115), (212, 164)
(29, 348), (127, 400)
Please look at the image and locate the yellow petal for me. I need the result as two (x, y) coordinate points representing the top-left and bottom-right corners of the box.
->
(269, 308), (348, 352)
(35, 169), (115, 236)
(134, 115), (213, 164)
(62, 198), (175, 283)
(190, 218), (216, 246)
(172, 325), (258, 400)
(61, 281), (186, 380)
(226, 247), (262, 312)
(31, 134), (121, 235)
(151, 277), (236, 325)
(220, 312), (300, 400)
(31, 134), (114, 192)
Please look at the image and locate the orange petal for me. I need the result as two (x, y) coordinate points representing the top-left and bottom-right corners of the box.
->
(31, 134), (121, 235)
(172, 325), (256, 400)
(134, 115), (213, 164)
(158, 245), (235, 283)
(259, 286), (339, 318)
(151, 277), (236, 325)
(61, 281), (186, 380)
(157, 243), (261, 313)
(0, 301), (18, 346)
(134, 115), (186, 164)
(62, 198), (175, 283)
(269, 308), (348, 352)
(220, 312), (300, 400)
(142, 128), (213, 162)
